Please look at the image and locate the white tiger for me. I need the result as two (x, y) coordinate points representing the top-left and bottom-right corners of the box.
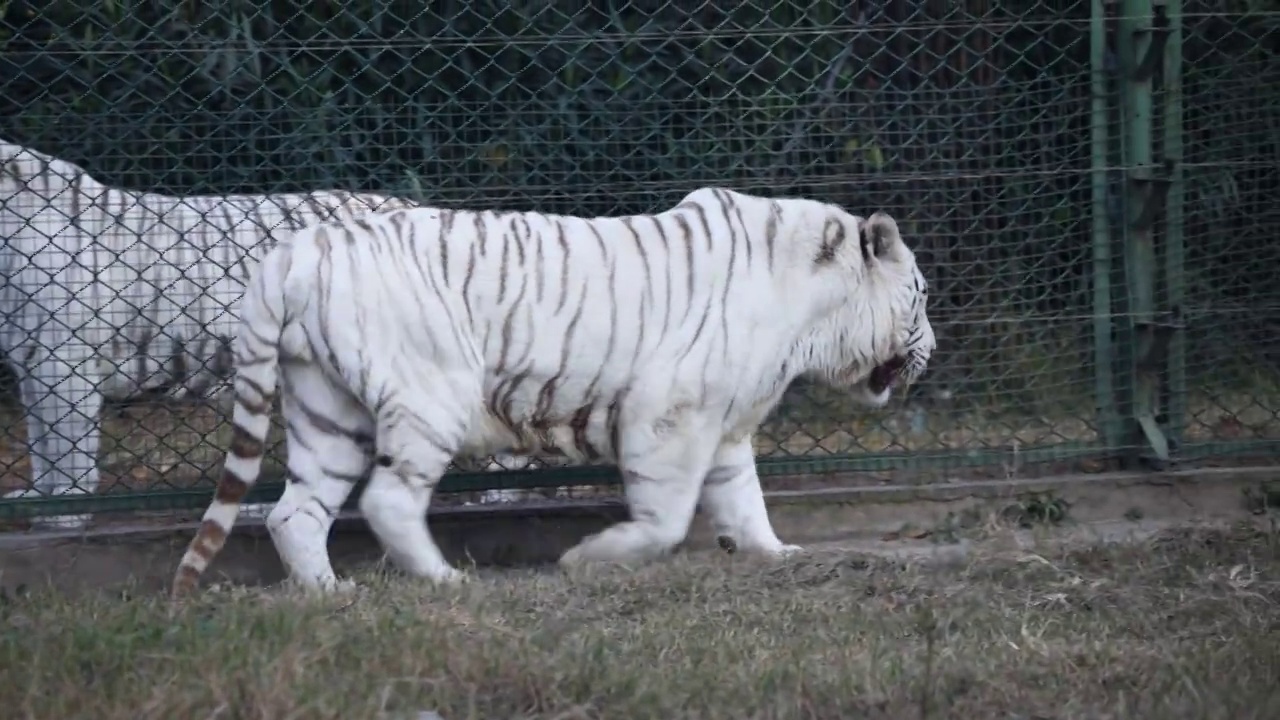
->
(0, 139), (425, 529)
(170, 187), (935, 597)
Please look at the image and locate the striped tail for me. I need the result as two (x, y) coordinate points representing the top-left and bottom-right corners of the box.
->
(171, 243), (294, 599)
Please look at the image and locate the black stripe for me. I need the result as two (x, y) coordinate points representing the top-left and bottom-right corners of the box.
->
(498, 217), (510, 303)
(712, 189), (738, 369)
(817, 216), (847, 266)
(555, 218), (571, 315)
(673, 213), (694, 331)
(438, 209), (455, 286)
(475, 212), (488, 257)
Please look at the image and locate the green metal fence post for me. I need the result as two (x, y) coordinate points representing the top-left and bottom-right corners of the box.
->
(1117, 0), (1176, 469)
(1161, 0), (1186, 453)
(1091, 0), (1120, 456)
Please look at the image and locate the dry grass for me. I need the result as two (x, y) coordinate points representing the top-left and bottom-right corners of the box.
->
(2, 524), (1279, 719)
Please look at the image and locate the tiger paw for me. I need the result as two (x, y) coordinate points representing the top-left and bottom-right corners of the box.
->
(29, 514), (93, 531)
(775, 543), (806, 558)
(759, 543), (806, 561)
(331, 578), (360, 595)
(434, 567), (469, 586)
(716, 534), (805, 561)
(558, 544), (590, 570)
(3, 488), (93, 531)
(283, 575), (357, 597)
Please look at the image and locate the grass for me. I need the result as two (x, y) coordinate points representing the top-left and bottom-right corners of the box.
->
(2, 524), (1279, 719)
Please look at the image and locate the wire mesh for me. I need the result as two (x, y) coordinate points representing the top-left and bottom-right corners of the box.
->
(1176, 2), (1280, 459)
(0, 0), (1276, 522)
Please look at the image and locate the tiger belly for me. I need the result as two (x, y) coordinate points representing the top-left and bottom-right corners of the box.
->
(459, 403), (619, 466)
(92, 331), (235, 402)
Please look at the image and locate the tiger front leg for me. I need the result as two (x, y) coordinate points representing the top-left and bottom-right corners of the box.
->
(360, 460), (464, 585)
(7, 358), (104, 530)
(558, 407), (718, 569)
(700, 437), (804, 559)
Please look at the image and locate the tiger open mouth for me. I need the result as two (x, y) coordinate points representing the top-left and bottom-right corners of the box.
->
(867, 355), (907, 395)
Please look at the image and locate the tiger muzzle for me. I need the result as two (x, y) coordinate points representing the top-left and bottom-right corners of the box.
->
(868, 350), (929, 395)
(867, 355), (907, 395)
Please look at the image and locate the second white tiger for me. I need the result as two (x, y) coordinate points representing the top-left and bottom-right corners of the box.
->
(172, 187), (936, 596)
(0, 139), (421, 527)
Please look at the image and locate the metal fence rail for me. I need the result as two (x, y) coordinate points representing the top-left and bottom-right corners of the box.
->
(0, 0), (1277, 522)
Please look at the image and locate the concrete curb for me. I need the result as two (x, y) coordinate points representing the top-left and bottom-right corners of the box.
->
(0, 465), (1273, 595)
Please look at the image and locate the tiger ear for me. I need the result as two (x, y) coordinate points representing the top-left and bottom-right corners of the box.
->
(861, 212), (904, 261)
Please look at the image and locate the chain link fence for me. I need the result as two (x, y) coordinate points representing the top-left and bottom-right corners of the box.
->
(0, 0), (1276, 523)
(1180, 2), (1280, 458)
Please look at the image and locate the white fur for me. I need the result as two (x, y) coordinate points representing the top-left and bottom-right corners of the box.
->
(0, 139), (420, 529)
(171, 187), (935, 596)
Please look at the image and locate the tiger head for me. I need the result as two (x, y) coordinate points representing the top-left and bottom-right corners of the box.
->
(805, 208), (935, 408)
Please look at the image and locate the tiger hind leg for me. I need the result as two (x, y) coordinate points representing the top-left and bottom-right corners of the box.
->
(266, 364), (373, 593)
(357, 390), (471, 586)
(559, 409), (717, 568)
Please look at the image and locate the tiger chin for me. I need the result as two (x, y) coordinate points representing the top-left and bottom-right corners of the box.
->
(169, 187), (934, 599)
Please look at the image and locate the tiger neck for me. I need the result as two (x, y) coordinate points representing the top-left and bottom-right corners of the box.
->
(789, 295), (896, 382)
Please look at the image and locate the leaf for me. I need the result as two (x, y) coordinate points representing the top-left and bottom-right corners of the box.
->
(481, 144), (509, 168)
(841, 137), (861, 162)
(865, 143), (886, 171)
